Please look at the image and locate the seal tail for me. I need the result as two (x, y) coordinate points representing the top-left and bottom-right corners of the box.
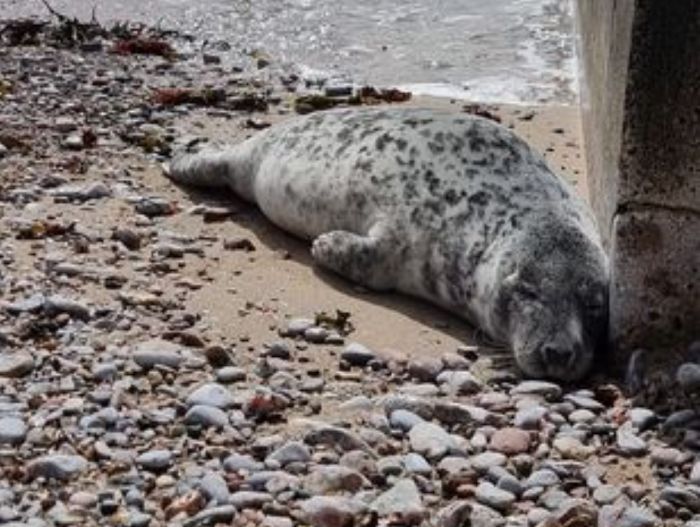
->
(165, 147), (255, 202)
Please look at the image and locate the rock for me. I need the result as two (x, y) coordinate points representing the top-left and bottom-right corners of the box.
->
(184, 405), (229, 428)
(44, 295), (91, 320)
(404, 453), (432, 475)
(284, 318), (315, 337)
(134, 196), (175, 217)
(553, 436), (595, 460)
(616, 426), (648, 456)
(341, 342), (376, 366)
(659, 485), (700, 512)
(223, 453), (264, 473)
(136, 450), (173, 471)
(525, 469), (560, 488)
(593, 484), (622, 505)
(408, 357), (444, 381)
(470, 503), (505, 527)
(389, 409), (425, 431)
(267, 441), (311, 465)
(677, 362), (700, 392)
(409, 421), (456, 459)
(489, 428), (531, 455)
(52, 182), (111, 201)
(304, 465), (367, 494)
(200, 472), (230, 504)
(62, 133), (84, 150)
(183, 505), (236, 527)
(471, 452), (507, 473)
(514, 405), (548, 429)
(186, 383), (235, 409)
(301, 496), (367, 527)
(650, 446), (687, 466)
(229, 491), (272, 509)
(437, 370), (483, 394)
(133, 339), (183, 369)
(55, 116), (78, 132)
(216, 366), (246, 383)
(690, 460), (700, 484)
(435, 500), (473, 527)
(475, 482), (515, 512)
(305, 425), (374, 453)
(511, 381), (562, 400)
(628, 408), (656, 431)
(0, 352), (34, 377)
(26, 454), (88, 481)
(370, 478), (424, 520)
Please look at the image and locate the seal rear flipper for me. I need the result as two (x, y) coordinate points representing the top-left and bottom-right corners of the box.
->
(165, 150), (233, 189)
(311, 229), (398, 292)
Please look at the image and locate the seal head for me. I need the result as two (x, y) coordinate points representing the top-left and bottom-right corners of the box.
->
(494, 213), (608, 382)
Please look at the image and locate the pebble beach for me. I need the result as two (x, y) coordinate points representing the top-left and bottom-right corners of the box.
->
(1, 11), (700, 527)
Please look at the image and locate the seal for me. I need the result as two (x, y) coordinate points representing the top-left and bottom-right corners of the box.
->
(167, 107), (609, 381)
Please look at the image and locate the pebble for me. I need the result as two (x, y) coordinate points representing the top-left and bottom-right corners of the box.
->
(341, 342), (377, 366)
(404, 453), (432, 475)
(409, 421), (456, 459)
(389, 409), (425, 431)
(215, 366), (246, 383)
(267, 441), (311, 465)
(200, 471), (230, 504)
(514, 405), (547, 429)
(437, 370), (483, 394)
(628, 407), (656, 431)
(370, 478), (425, 520)
(304, 465), (366, 493)
(26, 455), (89, 481)
(301, 496), (367, 526)
(184, 405), (229, 428)
(511, 381), (562, 400)
(553, 436), (595, 460)
(475, 481), (515, 512)
(0, 417), (27, 445)
(186, 383), (235, 409)
(229, 491), (272, 509)
(133, 339), (183, 369)
(616, 426), (648, 456)
(0, 352), (35, 377)
(136, 450), (173, 471)
(471, 452), (507, 473)
(489, 427), (531, 455)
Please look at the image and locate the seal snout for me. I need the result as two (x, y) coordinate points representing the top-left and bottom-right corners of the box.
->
(540, 343), (579, 370)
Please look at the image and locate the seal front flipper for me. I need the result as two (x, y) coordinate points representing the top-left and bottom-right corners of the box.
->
(311, 226), (398, 292)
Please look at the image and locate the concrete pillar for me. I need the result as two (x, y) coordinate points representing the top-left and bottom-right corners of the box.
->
(576, 1), (700, 370)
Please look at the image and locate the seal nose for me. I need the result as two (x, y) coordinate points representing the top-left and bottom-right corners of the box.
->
(542, 345), (576, 369)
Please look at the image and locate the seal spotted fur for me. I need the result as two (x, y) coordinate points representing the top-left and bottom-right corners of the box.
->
(167, 107), (609, 381)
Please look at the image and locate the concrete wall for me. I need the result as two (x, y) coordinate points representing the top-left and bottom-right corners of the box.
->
(576, 0), (700, 368)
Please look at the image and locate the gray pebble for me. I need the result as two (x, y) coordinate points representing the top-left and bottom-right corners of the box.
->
(184, 405), (229, 428)
(341, 342), (377, 366)
(133, 339), (183, 369)
(186, 383), (235, 409)
(389, 409), (425, 432)
(475, 482), (515, 512)
(136, 449), (173, 471)
(0, 352), (35, 378)
(0, 417), (27, 445)
(26, 454), (88, 481)
(267, 441), (311, 465)
(409, 421), (456, 459)
(200, 471), (230, 504)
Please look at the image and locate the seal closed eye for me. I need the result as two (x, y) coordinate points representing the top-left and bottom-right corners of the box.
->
(166, 106), (609, 382)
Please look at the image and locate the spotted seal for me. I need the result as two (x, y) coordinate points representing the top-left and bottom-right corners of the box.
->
(167, 107), (609, 381)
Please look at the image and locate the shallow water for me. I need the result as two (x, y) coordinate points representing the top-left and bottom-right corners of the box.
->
(2, 0), (578, 104)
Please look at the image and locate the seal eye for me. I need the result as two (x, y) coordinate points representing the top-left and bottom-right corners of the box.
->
(516, 283), (539, 302)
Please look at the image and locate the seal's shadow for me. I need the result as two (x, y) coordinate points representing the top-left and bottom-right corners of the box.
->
(173, 183), (511, 368)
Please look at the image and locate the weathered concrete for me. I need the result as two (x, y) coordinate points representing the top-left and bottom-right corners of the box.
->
(576, 1), (700, 369)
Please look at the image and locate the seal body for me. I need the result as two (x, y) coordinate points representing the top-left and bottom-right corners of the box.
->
(168, 107), (609, 381)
